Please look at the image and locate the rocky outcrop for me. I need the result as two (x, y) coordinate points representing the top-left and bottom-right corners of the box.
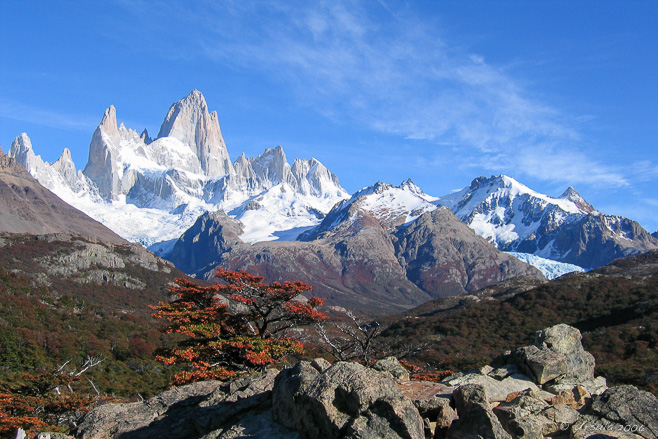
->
(493, 324), (600, 393)
(71, 324), (658, 439)
(273, 361), (424, 439)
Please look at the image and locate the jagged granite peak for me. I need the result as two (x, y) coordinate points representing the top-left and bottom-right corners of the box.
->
(82, 105), (123, 199)
(8, 133), (45, 175)
(439, 174), (658, 268)
(157, 89), (233, 177)
(140, 128), (152, 144)
(559, 186), (595, 213)
(233, 152), (257, 179)
(51, 147), (79, 187)
(9, 133), (97, 201)
(8, 91), (349, 247)
(249, 145), (294, 187)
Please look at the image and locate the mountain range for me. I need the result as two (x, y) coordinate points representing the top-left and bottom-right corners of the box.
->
(438, 175), (658, 268)
(6, 89), (658, 312)
(9, 90), (348, 250)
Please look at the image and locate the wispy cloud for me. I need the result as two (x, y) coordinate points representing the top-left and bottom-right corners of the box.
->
(0, 99), (98, 132)
(116, 0), (632, 188)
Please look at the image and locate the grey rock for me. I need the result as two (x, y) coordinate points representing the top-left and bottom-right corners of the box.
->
(372, 356), (410, 381)
(586, 386), (658, 439)
(524, 346), (569, 385)
(441, 371), (538, 402)
(499, 324), (596, 387)
(535, 324), (595, 382)
(199, 410), (298, 439)
(271, 361), (321, 432)
(273, 361), (425, 439)
(570, 414), (645, 438)
(75, 371), (284, 439)
(311, 358), (332, 373)
(446, 384), (512, 439)
(545, 376), (608, 397)
(494, 389), (580, 438)
(75, 380), (223, 439)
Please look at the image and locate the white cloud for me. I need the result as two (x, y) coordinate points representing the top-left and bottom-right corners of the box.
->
(0, 99), (98, 132)
(116, 0), (636, 189)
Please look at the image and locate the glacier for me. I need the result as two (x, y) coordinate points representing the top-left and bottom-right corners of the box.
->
(506, 252), (586, 280)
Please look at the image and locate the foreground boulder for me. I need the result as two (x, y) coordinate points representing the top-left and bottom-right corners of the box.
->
(70, 324), (658, 439)
(74, 370), (292, 439)
(272, 361), (424, 439)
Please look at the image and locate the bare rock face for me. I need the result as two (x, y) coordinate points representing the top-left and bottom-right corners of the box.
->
(168, 210), (244, 275)
(373, 356), (410, 381)
(157, 89), (233, 177)
(83, 106), (122, 200)
(445, 384), (512, 439)
(585, 385), (658, 439)
(272, 361), (425, 439)
(394, 207), (543, 298)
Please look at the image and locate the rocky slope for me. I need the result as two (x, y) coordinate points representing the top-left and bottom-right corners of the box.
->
(70, 324), (658, 439)
(0, 230), (185, 398)
(438, 175), (658, 269)
(169, 182), (543, 314)
(0, 150), (125, 244)
(9, 90), (349, 248)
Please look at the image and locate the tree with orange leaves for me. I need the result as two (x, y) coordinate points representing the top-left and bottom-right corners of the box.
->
(150, 268), (326, 385)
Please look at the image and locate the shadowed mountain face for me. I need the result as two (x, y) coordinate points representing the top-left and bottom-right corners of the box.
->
(169, 183), (543, 315)
(0, 151), (126, 244)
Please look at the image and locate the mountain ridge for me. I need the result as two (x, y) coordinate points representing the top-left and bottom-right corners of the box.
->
(438, 175), (658, 268)
(168, 181), (543, 314)
(9, 90), (349, 248)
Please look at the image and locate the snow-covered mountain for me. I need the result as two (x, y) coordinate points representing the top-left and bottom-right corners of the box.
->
(9, 90), (349, 251)
(299, 179), (438, 240)
(167, 180), (543, 313)
(438, 175), (658, 268)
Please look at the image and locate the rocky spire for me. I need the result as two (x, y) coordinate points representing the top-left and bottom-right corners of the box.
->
(559, 186), (595, 213)
(83, 105), (122, 200)
(157, 90), (233, 177)
(249, 145), (294, 187)
(8, 133), (46, 175)
(52, 148), (79, 187)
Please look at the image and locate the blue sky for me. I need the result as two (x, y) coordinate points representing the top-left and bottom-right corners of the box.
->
(1, 1), (657, 232)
